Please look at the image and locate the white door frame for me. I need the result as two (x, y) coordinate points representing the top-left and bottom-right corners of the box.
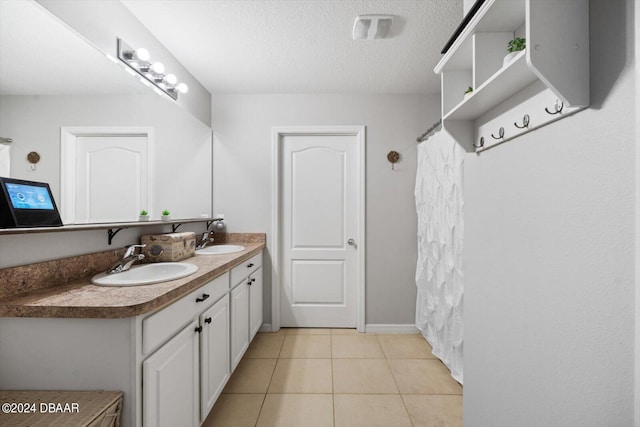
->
(271, 126), (366, 332)
(60, 126), (154, 224)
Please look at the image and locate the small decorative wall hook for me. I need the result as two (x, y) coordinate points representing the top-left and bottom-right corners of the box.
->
(514, 114), (530, 129)
(27, 151), (40, 171)
(473, 137), (485, 149)
(491, 127), (505, 140)
(387, 150), (400, 170)
(545, 100), (564, 115)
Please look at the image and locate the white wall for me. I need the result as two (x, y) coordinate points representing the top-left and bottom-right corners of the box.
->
(464, 0), (635, 426)
(635, 0), (640, 423)
(0, 94), (211, 222)
(211, 94), (438, 326)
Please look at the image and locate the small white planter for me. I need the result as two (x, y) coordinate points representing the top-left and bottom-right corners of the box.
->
(138, 215), (150, 222)
(161, 214), (171, 222)
(503, 50), (522, 67)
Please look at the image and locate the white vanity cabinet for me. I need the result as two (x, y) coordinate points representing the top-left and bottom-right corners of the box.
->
(249, 268), (263, 340)
(199, 296), (230, 420)
(141, 272), (229, 427)
(229, 252), (263, 370)
(143, 319), (200, 427)
(0, 249), (264, 427)
(230, 281), (250, 370)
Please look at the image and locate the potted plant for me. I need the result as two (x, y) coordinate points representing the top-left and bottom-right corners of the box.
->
(464, 86), (473, 99)
(138, 209), (149, 221)
(504, 37), (525, 66)
(161, 209), (171, 222)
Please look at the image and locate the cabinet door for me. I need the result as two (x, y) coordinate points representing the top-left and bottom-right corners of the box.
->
(230, 282), (250, 370)
(143, 320), (199, 427)
(249, 267), (263, 340)
(200, 295), (230, 422)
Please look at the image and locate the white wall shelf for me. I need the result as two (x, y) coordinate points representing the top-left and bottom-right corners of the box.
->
(435, 0), (589, 152)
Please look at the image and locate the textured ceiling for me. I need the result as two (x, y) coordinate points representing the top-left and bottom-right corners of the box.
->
(122, 0), (462, 95)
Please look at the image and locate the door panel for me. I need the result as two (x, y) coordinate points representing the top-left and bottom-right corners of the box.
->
(291, 260), (345, 304)
(281, 134), (357, 327)
(291, 148), (345, 248)
(75, 135), (149, 223)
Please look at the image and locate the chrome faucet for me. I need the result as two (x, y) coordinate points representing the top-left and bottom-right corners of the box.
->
(107, 244), (146, 274)
(196, 232), (214, 249)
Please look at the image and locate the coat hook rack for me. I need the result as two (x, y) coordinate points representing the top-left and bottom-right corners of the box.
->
(514, 114), (530, 129)
(491, 127), (505, 140)
(545, 100), (564, 115)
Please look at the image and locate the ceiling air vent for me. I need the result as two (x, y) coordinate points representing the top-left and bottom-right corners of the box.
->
(353, 15), (393, 40)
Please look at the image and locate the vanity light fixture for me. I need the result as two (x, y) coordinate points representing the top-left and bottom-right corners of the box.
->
(117, 38), (188, 100)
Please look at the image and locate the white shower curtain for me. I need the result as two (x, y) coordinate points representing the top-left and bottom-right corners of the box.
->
(415, 129), (464, 383)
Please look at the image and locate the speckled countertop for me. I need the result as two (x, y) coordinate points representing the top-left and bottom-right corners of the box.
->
(0, 234), (265, 319)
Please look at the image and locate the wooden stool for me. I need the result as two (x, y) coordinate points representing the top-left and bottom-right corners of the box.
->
(0, 391), (122, 427)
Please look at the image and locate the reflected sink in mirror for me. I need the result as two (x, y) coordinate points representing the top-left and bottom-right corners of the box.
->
(196, 245), (245, 255)
(91, 262), (198, 287)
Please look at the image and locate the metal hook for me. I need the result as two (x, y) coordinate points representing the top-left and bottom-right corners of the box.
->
(545, 100), (564, 115)
(473, 136), (485, 149)
(491, 127), (505, 140)
(514, 114), (530, 129)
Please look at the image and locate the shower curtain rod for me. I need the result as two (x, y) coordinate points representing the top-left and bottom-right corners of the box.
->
(416, 120), (442, 142)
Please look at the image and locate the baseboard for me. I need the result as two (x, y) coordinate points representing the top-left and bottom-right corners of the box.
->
(259, 323), (273, 333)
(365, 324), (419, 334)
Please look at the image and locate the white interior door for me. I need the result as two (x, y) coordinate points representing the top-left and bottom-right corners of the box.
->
(74, 135), (149, 223)
(280, 133), (358, 327)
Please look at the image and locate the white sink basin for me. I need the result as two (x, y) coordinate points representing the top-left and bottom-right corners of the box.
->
(196, 245), (245, 255)
(91, 262), (198, 287)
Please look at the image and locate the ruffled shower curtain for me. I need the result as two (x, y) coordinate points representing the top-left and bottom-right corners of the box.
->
(415, 129), (464, 383)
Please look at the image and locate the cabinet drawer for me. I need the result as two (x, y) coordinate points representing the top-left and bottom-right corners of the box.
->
(143, 272), (229, 355)
(230, 252), (262, 287)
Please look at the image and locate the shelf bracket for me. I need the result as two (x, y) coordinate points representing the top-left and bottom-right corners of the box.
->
(107, 228), (124, 245)
(172, 223), (182, 232)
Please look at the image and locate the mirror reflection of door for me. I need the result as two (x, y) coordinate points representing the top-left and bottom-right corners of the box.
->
(61, 128), (152, 224)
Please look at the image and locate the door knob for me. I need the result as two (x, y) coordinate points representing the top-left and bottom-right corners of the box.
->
(347, 238), (356, 246)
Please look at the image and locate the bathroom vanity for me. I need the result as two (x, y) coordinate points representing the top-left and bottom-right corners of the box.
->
(0, 239), (265, 427)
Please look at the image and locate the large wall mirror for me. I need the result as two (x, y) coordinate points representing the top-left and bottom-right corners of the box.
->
(0, 1), (212, 225)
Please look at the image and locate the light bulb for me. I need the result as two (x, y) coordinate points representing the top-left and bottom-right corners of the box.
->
(136, 48), (150, 61)
(151, 62), (165, 74)
(176, 83), (189, 94)
(164, 74), (177, 85)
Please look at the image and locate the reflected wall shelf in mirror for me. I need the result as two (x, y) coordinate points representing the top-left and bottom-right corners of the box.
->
(434, 0), (589, 152)
(0, 218), (215, 245)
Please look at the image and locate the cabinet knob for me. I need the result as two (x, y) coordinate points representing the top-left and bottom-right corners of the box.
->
(195, 326), (203, 333)
(251, 278), (256, 282)
(247, 263), (254, 268)
(205, 317), (212, 324)
(247, 280), (252, 286)
(196, 293), (210, 302)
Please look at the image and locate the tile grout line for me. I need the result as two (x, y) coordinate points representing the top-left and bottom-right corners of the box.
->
(377, 334), (416, 427)
(331, 332), (336, 427)
(253, 335), (285, 426)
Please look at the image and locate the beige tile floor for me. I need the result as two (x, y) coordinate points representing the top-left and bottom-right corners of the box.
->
(203, 328), (462, 427)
